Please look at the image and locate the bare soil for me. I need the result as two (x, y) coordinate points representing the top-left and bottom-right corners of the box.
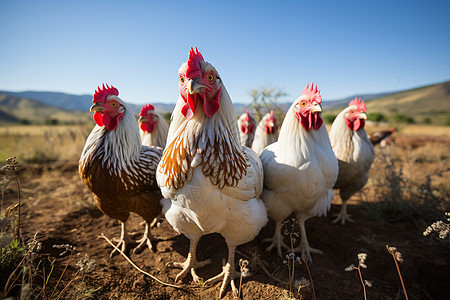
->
(1, 134), (450, 299)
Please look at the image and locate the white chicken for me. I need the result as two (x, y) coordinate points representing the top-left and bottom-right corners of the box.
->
(251, 110), (279, 156)
(138, 104), (169, 148)
(260, 83), (338, 261)
(237, 109), (256, 147)
(156, 48), (267, 298)
(329, 98), (375, 224)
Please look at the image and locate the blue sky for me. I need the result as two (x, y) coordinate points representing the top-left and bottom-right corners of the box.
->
(0, 0), (449, 105)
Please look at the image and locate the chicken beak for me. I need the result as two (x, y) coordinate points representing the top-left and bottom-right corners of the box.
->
(90, 102), (103, 112)
(188, 78), (206, 94)
(310, 102), (322, 113)
(359, 112), (368, 120)
(138, 116), (144, 123)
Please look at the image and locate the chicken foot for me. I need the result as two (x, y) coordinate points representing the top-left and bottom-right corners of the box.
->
(167, 237), (211, 284)
(262, 221), (290, 258)
(204, 245), (239, 299)
(132, 221), (155, 254)
(332, 201), (354, 225)
(110, 222), (133, 257)
(291, 216), (323, 263)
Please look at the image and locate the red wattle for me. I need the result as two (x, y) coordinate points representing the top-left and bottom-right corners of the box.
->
(94, 112), (104, 127)
(297, 112), (323, 131)
(241, 125), (249, 134)
(203, 88), (221, 117)
(345, 118), (365, 131)
(143, 121), (157, 133)
(181, 93), (198, 119)
(313, 113), (323, 130)
(102, 113), (123, 131)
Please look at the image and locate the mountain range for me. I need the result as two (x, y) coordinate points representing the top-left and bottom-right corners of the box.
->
(0, 81), (449, 125)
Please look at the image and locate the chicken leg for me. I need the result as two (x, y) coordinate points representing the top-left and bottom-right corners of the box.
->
(291, 215), (323, 263)
(167, 236), (211, 284)
(204, 243), (239, 298)
(110, 222), (132, 257)
(262, 221), (290, 257)
(332, 201), (354, 225)
(132, 221), (155, 254)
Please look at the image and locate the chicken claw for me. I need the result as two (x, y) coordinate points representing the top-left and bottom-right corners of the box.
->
(262, 222), (289, 257)
(110, 222), (132, 257)
(132, 221), (155, 254)
(204, 263), (239, 298)
(292, 216), (323, 263)
(166, 238), (211, 284)
(332, 202), (354, 225)
(167, 256), (211, 283)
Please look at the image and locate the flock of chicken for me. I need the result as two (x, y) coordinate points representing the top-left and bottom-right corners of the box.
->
(78, 47), (392, 297)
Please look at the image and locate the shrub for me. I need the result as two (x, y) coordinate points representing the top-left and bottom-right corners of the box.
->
(18, 119), (30, 125)
(445, 116), (450, 126)
(367, 112), (387, 122)
(44, 119), (59, 125)
(391, 113), (415, 124)
(0, 238), (25, 270)
(322, 114), (336, 124)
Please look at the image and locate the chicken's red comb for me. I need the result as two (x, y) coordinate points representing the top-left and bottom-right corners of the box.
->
(302, 82), (322, 103)
(186, 47), (204, 79)
(244, 109), (250, 121)
(140, 104), (155, 117)
(93, 84), (119, 103)
(348, 97), (367, 112)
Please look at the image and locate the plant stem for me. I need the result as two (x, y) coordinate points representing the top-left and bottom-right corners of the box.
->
(393, 257), (408, 300)
(303, 257), (316, 300)
(357, 262), (367, 300)
(12, 168), (21, 242)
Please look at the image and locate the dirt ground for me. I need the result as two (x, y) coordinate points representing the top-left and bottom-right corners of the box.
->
(1, 134), (450, 299)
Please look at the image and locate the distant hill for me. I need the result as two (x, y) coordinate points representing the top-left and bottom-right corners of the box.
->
(0, 94), (91, 124)
(325, 81), (450, 125)
(0, 90), (175, 116)
(0, 110), (18, 123)
(0, 91), (93, 112)
(322, 92), (395, 111)
(1, 81), (449, 125)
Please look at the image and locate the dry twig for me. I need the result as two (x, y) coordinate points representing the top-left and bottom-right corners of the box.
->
(100, 233), (183, 289)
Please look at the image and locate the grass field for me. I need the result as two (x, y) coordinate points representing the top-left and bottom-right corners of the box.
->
(0, 122), (449, 299)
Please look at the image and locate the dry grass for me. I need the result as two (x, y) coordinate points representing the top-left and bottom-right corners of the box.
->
(0, 124), (91, 163)
(1, 122), (449, 299)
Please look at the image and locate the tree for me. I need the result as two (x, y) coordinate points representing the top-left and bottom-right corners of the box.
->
(248, 87), (287, 124)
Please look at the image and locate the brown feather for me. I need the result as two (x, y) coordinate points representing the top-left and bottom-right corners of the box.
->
(79, 146), (162, 223)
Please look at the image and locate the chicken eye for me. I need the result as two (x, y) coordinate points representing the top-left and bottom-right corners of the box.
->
(208, 74), (214, 82)
(111, 102), (118, 108)
(300, 101), (307, 107)
(180, 77), (184, 83)
(349, 110), (354, 114)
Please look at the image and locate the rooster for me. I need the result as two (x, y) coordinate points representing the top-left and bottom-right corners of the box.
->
(237, 109), (256, 147)
(329, 98), (375, 224)
(260, 83), (338, 261)
(79, 84), (163, 256)
(251, 110), (279, 156)
(138, 104), (169, 148)
(156, 48), (267, 298)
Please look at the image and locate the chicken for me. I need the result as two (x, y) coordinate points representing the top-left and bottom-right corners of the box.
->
(237, 109), (256, 147)
(79, 84), (163, 256)
(251, 110), (279, 156)
(156, 48), (267, 298)
(138, 103), (169, 148)
(368, 128), (395, 147)
(260, 83), (338, 262)
(329, 98), (375, 224)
